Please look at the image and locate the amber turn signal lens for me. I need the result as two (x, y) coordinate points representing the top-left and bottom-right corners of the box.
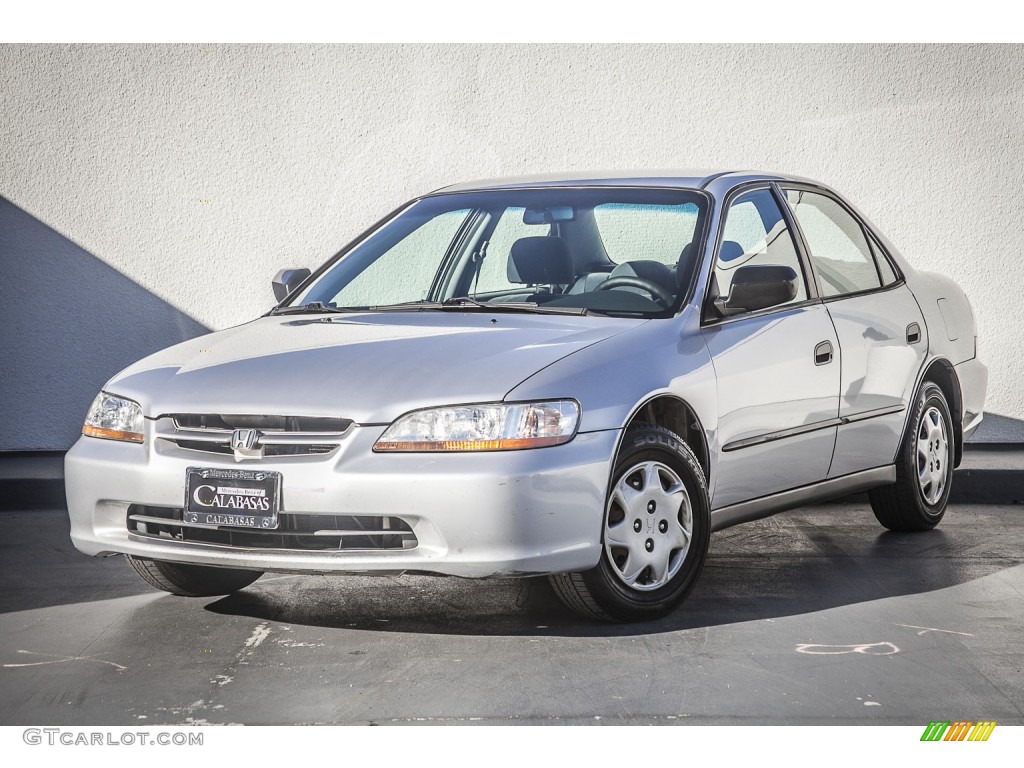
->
(82, 425), (144, 443)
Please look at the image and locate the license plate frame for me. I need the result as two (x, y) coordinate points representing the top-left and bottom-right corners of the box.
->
(183, 467), (281, 530)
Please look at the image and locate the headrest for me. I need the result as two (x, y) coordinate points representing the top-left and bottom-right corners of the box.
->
(719, 240), (746, 262)
(677, 243), (695, 287)
(508, 237), (574, 285)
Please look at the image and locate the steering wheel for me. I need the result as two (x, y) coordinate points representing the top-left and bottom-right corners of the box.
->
(596, 276), (674, 306)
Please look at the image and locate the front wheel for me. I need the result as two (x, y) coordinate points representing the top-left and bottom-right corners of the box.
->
(549, 424), (711, 622)
(869, 381), (954, 531)
(126, 556), (263, 597)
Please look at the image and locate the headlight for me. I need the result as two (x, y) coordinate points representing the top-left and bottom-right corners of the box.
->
(373, 400), (580, 452)
(82, 392), (144, 443)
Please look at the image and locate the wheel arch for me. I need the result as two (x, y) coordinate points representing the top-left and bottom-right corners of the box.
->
(621, 394), (711, 486)
(921, 357), (964, 467)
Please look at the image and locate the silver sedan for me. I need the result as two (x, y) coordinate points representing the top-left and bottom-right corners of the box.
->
(65, 171), (987, 622)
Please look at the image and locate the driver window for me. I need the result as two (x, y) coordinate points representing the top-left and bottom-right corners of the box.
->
(714, 189), (807, 308)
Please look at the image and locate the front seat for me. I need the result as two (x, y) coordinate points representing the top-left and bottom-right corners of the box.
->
(675, 243), (696, 289)
(507, 236), (575, 301)
(606, 259), (677, 299)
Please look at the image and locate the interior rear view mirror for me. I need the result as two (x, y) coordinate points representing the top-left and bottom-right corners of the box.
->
(523, 205), (576, 225)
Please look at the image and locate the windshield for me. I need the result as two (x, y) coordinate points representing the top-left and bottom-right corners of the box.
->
(288, 187), (709, 317)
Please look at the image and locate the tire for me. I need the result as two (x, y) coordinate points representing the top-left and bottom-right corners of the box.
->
(125, 555), (263, 597)
(869, 381), (954, 532)
(549, 423), (711, 622)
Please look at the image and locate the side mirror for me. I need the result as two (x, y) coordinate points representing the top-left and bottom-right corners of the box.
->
(712, 264), (798, 317)
(272, 268), (311, 302)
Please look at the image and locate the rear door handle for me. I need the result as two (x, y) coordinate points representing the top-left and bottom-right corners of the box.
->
(907, 323), (921, 344)
(814, 340), (833, 366)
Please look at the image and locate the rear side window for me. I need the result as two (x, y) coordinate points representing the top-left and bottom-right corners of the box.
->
(869, 234), (901, 286)
(783, 189), (882, 297)
(714, 188), (807, 307)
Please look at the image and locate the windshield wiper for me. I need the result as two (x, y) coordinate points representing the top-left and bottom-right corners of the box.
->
(462, 300), (590, 316)
(367, 298), (589, 316)
(365, 300), (446, 312)
(275, 298), (591, 317)
(442, 297), (491, 309)
(270, 302), (359, 316)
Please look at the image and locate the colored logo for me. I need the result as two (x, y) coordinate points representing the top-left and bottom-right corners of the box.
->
(920, 721), (996, 741)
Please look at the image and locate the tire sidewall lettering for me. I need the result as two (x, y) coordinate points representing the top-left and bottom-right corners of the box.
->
(632, 433), (682, 453)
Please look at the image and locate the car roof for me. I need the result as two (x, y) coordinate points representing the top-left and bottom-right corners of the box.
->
(432, 170), (811, 194)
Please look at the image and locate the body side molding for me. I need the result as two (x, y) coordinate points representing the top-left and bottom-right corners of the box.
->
(721, 405), (905, 453)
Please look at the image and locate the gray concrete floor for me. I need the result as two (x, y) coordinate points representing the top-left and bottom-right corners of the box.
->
(1, 503), (1022, 725)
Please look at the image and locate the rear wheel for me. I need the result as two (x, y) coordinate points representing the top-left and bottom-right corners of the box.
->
(869, 381), (954, 531)
(126, 556), (263, 597)
(549, 424), (711, 622)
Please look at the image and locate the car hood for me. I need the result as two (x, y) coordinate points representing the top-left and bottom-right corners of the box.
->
(107, 312), (645, 423)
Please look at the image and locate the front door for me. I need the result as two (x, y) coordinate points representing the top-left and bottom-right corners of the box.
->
(702, 187), (841, 510)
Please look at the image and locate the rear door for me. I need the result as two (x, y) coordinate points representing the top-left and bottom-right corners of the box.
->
(702, 187), (841, 509)
(780, 186), (927, 478)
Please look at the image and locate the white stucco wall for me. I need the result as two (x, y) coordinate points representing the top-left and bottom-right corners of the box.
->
(1, 44), (1023, 449)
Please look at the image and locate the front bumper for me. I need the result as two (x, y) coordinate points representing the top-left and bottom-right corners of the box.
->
(65, 424), (619, 578)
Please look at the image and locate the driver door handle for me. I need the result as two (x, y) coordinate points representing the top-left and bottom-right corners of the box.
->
(814, 340), (833, 366)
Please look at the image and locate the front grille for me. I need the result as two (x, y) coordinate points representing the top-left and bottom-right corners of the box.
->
(173, 414), (352, 432)
(173, 440), (336, 457)
(155, 413), (352, 458)
(127, 505), (417, 551)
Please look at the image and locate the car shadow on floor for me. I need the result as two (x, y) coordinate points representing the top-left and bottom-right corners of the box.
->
(204, 507), (1024, 637)
(0, 510), (157, 614)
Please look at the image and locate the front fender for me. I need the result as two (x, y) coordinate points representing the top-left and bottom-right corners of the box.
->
(505, 307), (719, 486)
